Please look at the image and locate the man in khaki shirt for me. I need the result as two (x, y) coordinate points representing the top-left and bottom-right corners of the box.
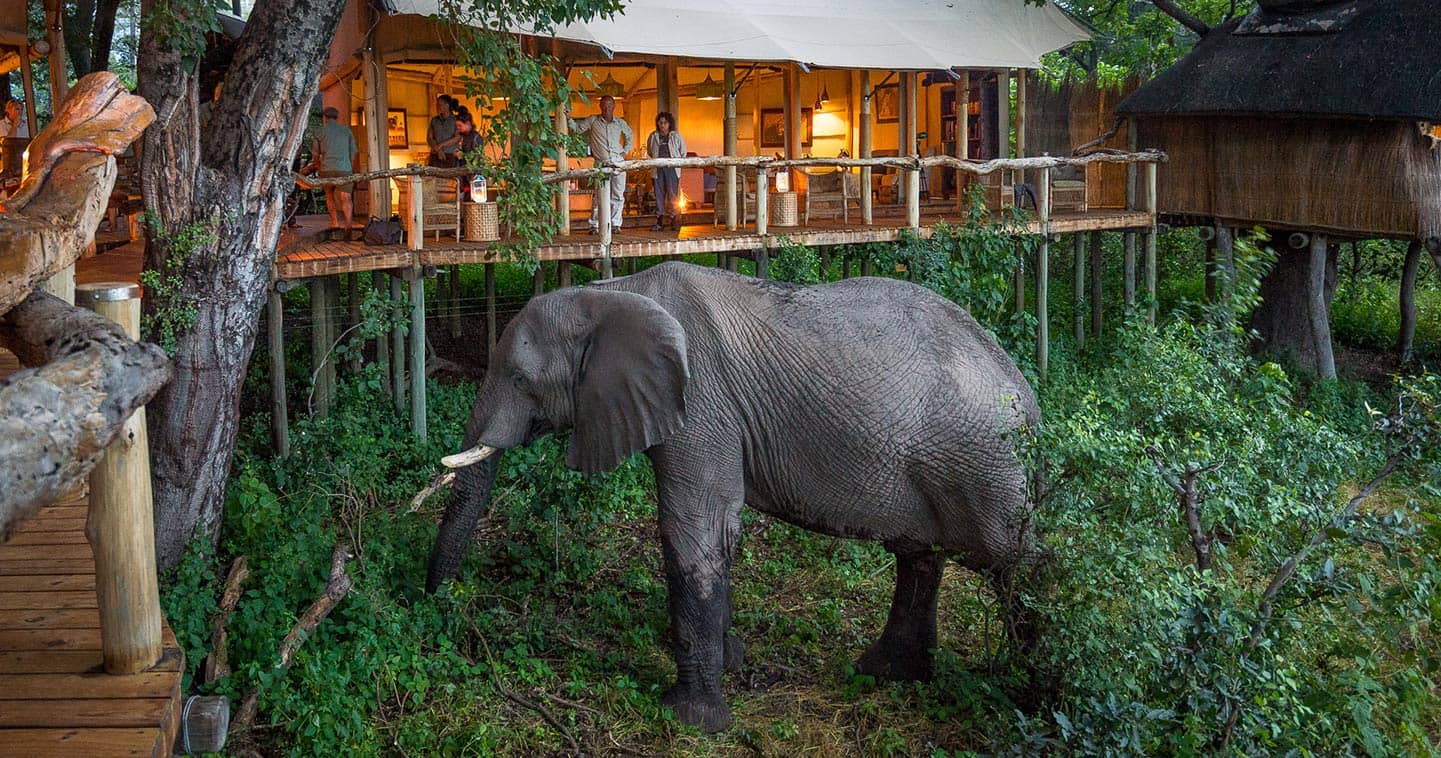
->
(569, 95), (634, 233)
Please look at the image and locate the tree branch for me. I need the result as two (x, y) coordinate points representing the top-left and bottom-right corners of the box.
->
(201, 555), (250, 684)
(0, 291), (172, 538)
(1150, 0), (1211, 37)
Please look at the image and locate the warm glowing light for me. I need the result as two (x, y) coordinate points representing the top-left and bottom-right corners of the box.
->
(694, 73), (724, 101)
(677, 192), (689, 212)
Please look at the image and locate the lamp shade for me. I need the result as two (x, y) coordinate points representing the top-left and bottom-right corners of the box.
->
(597, 72), (624, 99)
(694, 73), (724, 101)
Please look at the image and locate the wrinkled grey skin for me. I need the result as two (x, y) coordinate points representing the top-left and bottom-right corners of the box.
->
(427, 261), (1040, 731)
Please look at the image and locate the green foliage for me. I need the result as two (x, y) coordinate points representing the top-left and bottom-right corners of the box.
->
(139, 210), (213, 354)
(1038, 1), (1258, 86)
(440, 0), (624, 269)
(140, 0), (226, 74)
(770, 235), (821, 284)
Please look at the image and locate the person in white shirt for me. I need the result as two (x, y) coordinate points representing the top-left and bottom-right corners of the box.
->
(1, 99), (29, 139)
(569, 95), (634, 233)
(646, 111), (686, 231)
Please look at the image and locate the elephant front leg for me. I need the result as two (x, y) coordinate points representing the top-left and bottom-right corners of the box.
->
(855, 544), (945, 682)
(652, 449), (743, 732)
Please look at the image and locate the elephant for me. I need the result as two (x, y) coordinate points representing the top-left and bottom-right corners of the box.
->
(427, 261), (1041, 731)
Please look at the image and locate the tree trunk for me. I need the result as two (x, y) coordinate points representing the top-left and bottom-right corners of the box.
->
(140, 0), (348, 568)
(63, 0), (95, 78)
(90, 0), (123, 74)
(1250, 235), (1338, 378)
(1397, 240), (1420, 364)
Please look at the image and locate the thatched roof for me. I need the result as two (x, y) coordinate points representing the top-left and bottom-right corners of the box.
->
(1118, 0), (1441, 122)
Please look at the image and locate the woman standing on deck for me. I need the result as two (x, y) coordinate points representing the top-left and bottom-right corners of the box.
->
(646, 111), (685, 231)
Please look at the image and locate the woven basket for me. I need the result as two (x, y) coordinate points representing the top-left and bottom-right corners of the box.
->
(464, 202), (500, 242)
(769, 191), (798, 226)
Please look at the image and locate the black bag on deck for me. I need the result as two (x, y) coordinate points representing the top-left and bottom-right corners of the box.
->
(363, 216), (403, 246)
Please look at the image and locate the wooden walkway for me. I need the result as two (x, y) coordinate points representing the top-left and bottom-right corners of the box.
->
(274, 208), (1153, 281)
(0, 356), (186, 754)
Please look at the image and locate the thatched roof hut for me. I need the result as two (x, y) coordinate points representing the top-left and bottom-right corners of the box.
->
(1116, 0), (1441, 244)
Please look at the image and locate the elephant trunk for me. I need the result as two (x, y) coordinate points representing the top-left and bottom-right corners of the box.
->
(425, 452), (503, 593)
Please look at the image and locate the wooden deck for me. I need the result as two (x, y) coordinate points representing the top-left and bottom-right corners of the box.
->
(1, 352), (186, 755)
(274, 208), (1153, 281)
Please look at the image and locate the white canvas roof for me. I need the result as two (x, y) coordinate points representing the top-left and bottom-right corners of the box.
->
(384, 0), (1089, 70)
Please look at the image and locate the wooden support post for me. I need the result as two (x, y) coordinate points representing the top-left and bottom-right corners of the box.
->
(997, 69), (1011, 157)
(76, 282), (161, 675)
(373, 271), (390, 396)
(267, 291), (290, 457)
(1072, 233), (1086, 348)
(1309, 234), (1337, 380)
(1399, 240), (1421, 363)
(861, 259), (874, 277)
(843, 255), (852, 278)
(1036, 168), (1050, 381)
(390, 274), (406, 414)
(725, 62), (738, 230)
(18, 44), (40, 136)
(907, 162), (921, 230)
(409, 174), (424, 250)
(346, 273), (361, 374)
(44, 0), (70, 105)
(785, 64), (800, 161)
(819, 249), (831, 280)
(1014, 244), (1026, 317)
(1123, 121), (1138, 311)
(449, 266), (461, 337)
(756, 248), (769, 280)
(1145, 162), (1158, 325)
(363, 17), (392, 219)
(598, 175), (613, 278)
(1216, 225), (1235, 302)
(485, 263), (497, 352)
(1014, 69), (1027, 159)
(1089, 231), (1103, 339)
(558, 261), (573, 288)
(533, 265), (545, 296)
(955, 71), (969, 211)
(409, 267), (427, 440)
(311, 276), (336, 419)
(859, 71), (873, 225)
(555, 100), (570, 236)
(755, 167), (769, 238)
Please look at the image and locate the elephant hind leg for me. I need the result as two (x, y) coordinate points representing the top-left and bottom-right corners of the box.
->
(855, 544), (945, 682)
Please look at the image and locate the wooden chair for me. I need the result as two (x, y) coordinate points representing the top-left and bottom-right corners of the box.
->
(801, 167), (861, 223)
(712, 173), (757, 227)
(394, 176), (461, 241)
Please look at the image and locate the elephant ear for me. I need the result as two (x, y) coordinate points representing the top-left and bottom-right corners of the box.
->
(568, 290), (689, 474)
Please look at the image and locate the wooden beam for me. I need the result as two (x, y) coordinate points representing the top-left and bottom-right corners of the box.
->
(43, 0), (68, 104)
(409, 267), (427, 440)
(1308, 234), (1336, 379)
(1089, 230), (1102, 338)
(390, 274), (406, 414)
(1145, 161), (1158, 325)
(310, 276), (335, 419)
(1072, 233), (1085, 348)
(1014, 69), (1027, 159)
(724, 62), (737, 231)
(955, 71), (968, 212)
(859, 70), (873, 225)
(755, 166), (769, 237)
(76, 283), (162, 675)
(1036, 168), (1050, 381)
(996, 70), (1010, 158)
(267, 291), (289, 457)
(363, 21), (392, 221)
(1123, 120), (1138, 310)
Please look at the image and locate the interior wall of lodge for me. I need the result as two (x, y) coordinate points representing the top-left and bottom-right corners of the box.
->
(333, 57), (1016, 215)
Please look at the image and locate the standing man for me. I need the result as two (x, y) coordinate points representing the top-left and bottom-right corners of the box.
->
(312, 106), (360, 241)
(569, 95), (634, 234)
(427, 95), (459, 168)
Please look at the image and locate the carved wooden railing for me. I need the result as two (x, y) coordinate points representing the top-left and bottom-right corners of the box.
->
(0, 72), (169, 675)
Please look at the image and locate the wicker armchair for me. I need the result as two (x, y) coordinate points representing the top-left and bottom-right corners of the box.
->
(712, 173), (757, 227)
(393, 176), (461, 241)
(802, 167), (861, 223)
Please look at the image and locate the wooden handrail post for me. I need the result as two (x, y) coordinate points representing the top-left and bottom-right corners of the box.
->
(598, 172), (613, 278)
(907, 161), (921, 230)
(1124, 120), (1139, 311)
(76, 282), (162, 675)
(724, 62), (738, 231)
(408, 266), (427, 440)
(555, 104), (570, 236)
(1036, 167), (1051, 381)
(859, 70), (873, 226)
(408, 172), (424, 251)
(755, 166), (769, 238)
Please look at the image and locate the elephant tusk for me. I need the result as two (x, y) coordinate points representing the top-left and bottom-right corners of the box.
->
(441, 444), (500, 469)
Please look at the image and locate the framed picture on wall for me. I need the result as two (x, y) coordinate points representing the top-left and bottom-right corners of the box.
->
(386, 109), (409, 149)
(874, 84), (899, 123)
(759, 107), (814, 149)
